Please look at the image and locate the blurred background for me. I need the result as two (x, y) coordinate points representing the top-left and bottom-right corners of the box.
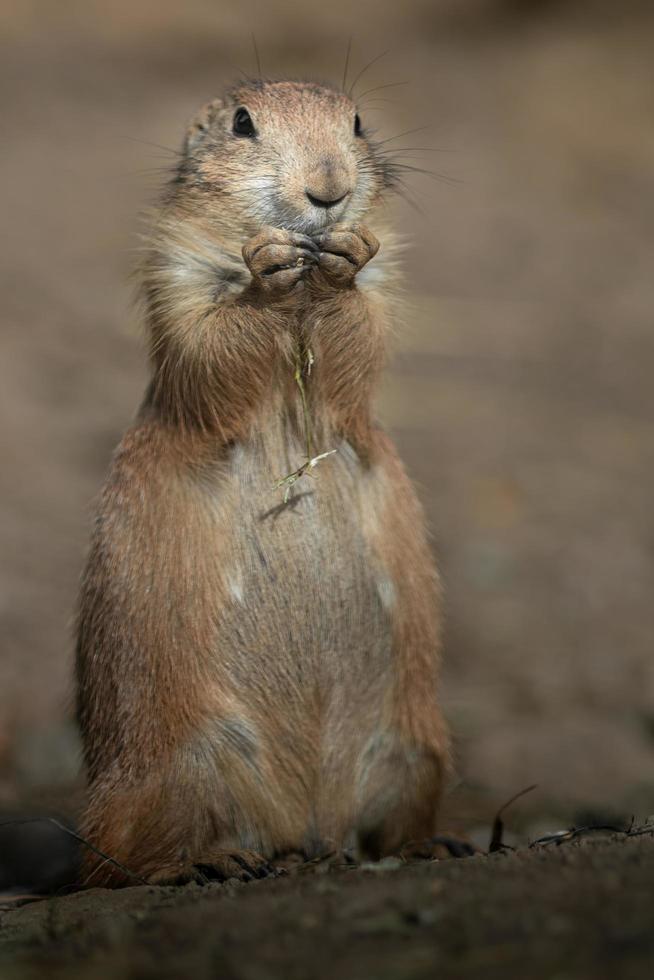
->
(1, 0), (653, 880)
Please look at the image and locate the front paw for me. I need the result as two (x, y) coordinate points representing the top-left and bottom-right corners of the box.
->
(312, 223), (379, 287)
(243, 226), (318, 297)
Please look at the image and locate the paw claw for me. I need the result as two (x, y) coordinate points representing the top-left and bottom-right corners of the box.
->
(310, 223), (379, 286)
(243, 227), (317, 296)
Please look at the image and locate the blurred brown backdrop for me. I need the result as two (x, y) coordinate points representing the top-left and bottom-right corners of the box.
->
(1, 0), (653, 828)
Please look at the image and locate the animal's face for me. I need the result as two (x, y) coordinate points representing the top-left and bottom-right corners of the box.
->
(178, 81), (394, 235)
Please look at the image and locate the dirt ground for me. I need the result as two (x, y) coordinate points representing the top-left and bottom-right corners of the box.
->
(2, 832), (654, 980)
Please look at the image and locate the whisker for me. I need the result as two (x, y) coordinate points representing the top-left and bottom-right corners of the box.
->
(342, 36), (353, 92)
(251, 32), (262, 79)
(388, 163), (461, 185)
(121, 136), (182, 157)
(381, 146), (448, 152)
(126, 167), (178, 178)
(375, 127), (431, 147)
(357, 98), (397, 110)
(392, 178), (423, 214)
(356, 81), (408, 101)
(347, 49), (390, 98)
(358, 108), (389, 116)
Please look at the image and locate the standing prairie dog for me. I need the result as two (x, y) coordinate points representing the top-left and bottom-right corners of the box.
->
(75, 79), (450, 886)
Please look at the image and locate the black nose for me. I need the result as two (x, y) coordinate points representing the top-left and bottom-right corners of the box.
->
(306, 190), (349, 209)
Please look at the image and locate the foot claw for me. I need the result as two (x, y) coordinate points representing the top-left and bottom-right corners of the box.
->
(190, 848), (277, 884)
(399, 834), (478, 862)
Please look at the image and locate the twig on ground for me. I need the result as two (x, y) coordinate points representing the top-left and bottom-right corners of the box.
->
(529, 819), (654, 848)
(489, 784), (538, 853)
(0, 817), (147, 886)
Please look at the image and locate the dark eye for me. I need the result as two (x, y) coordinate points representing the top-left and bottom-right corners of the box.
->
(233, 107), (256, 138)
(354, 113), (363, 137)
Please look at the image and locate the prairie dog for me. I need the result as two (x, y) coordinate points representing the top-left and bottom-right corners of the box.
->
(75, 79), (450, 886)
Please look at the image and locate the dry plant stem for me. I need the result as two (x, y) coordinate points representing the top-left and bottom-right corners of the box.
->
(489, 784), (538, 853)
(296, 353), (314, 460)
(273, 346), (336, 502)
(0, 817), (147, 886)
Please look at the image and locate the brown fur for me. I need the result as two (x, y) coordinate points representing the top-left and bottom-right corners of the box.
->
(75, 79), (450, 886)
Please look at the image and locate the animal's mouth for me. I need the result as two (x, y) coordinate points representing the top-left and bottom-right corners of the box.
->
(302, 192), (352, 233)
(278, 189), (355, 236)
(305, 190), (350, 209)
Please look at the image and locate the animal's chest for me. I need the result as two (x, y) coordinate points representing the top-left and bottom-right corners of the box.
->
(212, 423), (392, 687)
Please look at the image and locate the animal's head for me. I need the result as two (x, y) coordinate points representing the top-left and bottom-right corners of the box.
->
(174, 80), (396, 236)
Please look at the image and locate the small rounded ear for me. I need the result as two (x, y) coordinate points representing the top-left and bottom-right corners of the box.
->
(184, 98), (224, 153)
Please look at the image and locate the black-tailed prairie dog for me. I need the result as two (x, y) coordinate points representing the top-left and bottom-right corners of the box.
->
(75, 79), (450, 886)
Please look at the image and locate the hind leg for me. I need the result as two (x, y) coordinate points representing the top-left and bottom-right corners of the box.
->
(354, 435), (451, 859)
(79, 754), (277, 888)
(354, 733), (445, 859)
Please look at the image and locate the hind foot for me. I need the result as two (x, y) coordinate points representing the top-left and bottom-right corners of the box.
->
(399, 834), (477, 861)
(147, 848), (280, 886)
